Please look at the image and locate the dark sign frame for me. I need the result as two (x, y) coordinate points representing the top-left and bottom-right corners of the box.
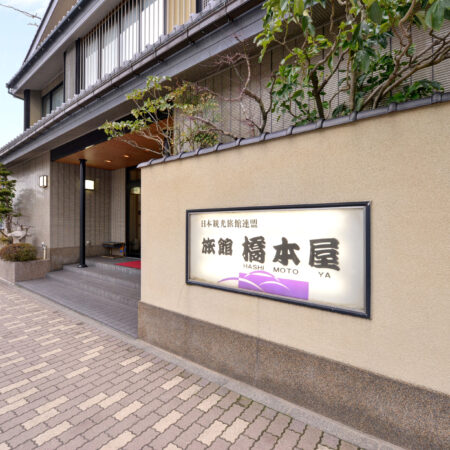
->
(186, 202), (371, 318)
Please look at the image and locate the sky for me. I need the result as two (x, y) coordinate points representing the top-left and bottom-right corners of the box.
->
(0, 0), (50, 147)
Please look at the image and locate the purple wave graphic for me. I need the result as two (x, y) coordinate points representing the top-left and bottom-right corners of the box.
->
(219, 271), (308, 300)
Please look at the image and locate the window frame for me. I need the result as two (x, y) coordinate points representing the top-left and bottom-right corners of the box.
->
(41, 83), (64, 117)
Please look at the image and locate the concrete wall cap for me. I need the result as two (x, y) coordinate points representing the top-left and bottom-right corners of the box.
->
(217, 141), (234, 151)
(138, 93), (449, 170)
(240, 135), (261, 146)
(137, 160), (152, 168)
(323, 116), (350, 128)
(397, 97), (431, 111)
(165, 153), (183, 162)
(387, 102), (398, 113)
(357, 106), (389, 120)
(197, 146), (216, 155)
(180, 150), (196, 159)
(292, 122), (318, 135)
(431, 92), (442, 103)
(265, 130), (288, 141)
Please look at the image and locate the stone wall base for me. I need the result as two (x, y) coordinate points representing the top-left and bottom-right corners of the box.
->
(138, 301), (449, 449)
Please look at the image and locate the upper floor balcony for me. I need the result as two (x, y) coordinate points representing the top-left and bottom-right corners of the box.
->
(7, 0), (262, 129)
(79, 0), (210, 93)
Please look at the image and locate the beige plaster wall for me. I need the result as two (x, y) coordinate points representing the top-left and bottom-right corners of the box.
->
(141, 102), (450, 395)
(10, 153), (51, 258)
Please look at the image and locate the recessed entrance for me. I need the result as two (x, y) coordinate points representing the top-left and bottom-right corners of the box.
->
(126, 168), (141, 258)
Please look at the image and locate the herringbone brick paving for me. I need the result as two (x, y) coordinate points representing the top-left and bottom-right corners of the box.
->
(0, 282), (362, 449)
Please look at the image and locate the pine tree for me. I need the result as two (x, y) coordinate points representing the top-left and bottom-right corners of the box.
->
(0, 164), (16, 236)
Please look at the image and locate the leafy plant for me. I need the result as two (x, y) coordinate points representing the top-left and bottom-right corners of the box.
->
(0, 243), (37, 262)
(387, 79), (444, 102)
(100, 51), (274, 153)
(100, 76), (227, 155)
(0, 164), (18, 237)
(255, 0), (450, 124)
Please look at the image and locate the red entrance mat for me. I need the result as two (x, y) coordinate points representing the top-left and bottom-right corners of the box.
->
(115, 260), (141, 270)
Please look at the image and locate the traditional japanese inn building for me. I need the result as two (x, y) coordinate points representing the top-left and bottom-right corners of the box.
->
(1, 0), (449, 448)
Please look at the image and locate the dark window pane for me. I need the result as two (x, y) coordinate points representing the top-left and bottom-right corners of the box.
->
(42, 93), (51, 116)
(127, 168), (141, 182)
(52, 84), (64, 110)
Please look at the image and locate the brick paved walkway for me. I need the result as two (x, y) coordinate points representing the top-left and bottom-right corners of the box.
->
(0, 282), (366, 450)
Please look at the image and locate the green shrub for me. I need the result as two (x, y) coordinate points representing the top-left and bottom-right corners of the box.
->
(0, 235), (11, 244)
(0, 243), (37, 262)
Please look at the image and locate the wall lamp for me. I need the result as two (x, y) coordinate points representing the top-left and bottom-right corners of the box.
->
(85, 179), (95, 191)
(39, 175), (48, 188)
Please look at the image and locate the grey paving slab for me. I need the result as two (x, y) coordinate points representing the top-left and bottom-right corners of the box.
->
(0, 281), (403, 450)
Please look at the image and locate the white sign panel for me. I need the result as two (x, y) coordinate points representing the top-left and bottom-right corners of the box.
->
(186, 203), (370, 317)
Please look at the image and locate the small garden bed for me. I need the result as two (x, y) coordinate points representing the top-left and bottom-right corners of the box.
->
(0, 258), (50, 283)
(0, 243), (50, 283)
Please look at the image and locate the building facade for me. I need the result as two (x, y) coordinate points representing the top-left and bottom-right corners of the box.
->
(1, 1), (449, 448)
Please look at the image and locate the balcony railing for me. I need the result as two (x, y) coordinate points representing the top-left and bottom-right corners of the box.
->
(81, 0), (212, 90)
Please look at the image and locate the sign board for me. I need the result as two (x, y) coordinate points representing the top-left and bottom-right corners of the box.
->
(186, 203), (370, 318)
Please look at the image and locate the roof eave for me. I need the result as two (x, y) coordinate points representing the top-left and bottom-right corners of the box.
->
(6, 0), (90, 93)
(23, 0), (59, 64)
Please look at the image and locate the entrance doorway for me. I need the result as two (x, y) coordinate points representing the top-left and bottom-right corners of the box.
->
(126, 168), (141, 257)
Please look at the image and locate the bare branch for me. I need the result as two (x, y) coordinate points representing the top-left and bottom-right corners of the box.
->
(0, 3), (41, 21)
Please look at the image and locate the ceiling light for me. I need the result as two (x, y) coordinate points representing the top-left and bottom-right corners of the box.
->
(104, 159), (112, 163)
(123, 154), (130, 158)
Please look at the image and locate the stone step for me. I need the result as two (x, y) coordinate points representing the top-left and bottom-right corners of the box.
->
(63, 264), (140, 291)
(86, 258), (141, 276)
(47, 270), (139, 308)
(18, 278), (138, 337)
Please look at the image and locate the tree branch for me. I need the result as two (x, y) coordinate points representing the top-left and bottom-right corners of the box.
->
(0, 3), (41, 21)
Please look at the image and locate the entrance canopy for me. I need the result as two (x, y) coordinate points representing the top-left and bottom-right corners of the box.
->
(55, 139), (157, 170)
(49, 122), (164, 267)
(53, 121), (166, 170)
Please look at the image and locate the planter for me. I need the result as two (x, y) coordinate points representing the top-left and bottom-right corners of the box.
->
(0, 259), (51, 283)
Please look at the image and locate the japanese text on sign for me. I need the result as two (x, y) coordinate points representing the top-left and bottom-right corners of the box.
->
(187, 204), (370, 317)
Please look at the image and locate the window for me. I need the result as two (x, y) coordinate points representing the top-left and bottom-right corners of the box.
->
(41, 83), (64, 116)
(120, 1), (139, 64)
(101, 19), (119, 78)
(83, 32), (99, 89)
(198, 0), (212, 11)
(80, 0), (166, 90)
(142, 0), (164, 48)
